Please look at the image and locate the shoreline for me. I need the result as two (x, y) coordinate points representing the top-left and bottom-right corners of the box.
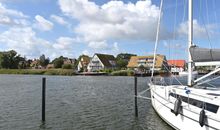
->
(0, 69), (166, 77)
(0, 69), (76, 76)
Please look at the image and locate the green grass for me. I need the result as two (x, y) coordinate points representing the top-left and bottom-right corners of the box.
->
(0, 69), (75, 76)
(111, 70), (134, 76)
(0, 69), (137, 76)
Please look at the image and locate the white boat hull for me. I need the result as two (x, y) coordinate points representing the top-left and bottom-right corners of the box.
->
(150, 84), (220, 130)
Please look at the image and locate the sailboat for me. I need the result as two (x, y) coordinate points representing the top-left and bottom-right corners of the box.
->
(149, 0), (220, 129)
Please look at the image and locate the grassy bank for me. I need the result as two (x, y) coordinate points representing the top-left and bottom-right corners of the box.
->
(0, 69), (75, 76)
(111, 70), (134, 76)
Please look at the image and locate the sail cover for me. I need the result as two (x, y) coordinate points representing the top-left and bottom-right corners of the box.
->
(190, 47), (220, 62)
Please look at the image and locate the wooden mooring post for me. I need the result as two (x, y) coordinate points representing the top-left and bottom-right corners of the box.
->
(42, 77), (46, 122)
(134, 76), (138, 117)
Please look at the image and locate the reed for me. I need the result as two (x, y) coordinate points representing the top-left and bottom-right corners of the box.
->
(0, 69), (75, 76)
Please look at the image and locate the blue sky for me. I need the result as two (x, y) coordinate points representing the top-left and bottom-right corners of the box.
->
(0, 0), (219, 60)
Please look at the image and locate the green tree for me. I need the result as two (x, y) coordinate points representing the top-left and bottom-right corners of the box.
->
(116, 53), (136, 69)
(18, 61), (26, 69)
(62, 64), (73, 69)
(52, 56), (64, 68)
(77, 55), (90, 71)
(77, 55), (89, 63)
(116, 59), (127, 69)
(0, 50), (25, 69)
(138, 65), (146, 72)
(39, 54), (50, 68)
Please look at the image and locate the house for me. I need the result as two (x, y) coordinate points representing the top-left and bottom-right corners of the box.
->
(127, 54), (168, 72)
(30, 59), (41, 69)
(167, 60), (185, 73)
(63, 58), (76, 65)
(46, 64), (54, 69)
(77, 56), (90, 72)
(87, 53), (116, 72)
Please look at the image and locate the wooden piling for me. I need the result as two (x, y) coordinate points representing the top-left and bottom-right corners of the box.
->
(42, 77), (46, 122)
(134, 76), (138, 117)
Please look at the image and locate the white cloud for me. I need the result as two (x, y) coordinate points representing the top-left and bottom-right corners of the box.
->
(0, 27), (80, 59)
(0, 15), (11, 24)
(34, 15), (53, 31)
(58, 0), (171, 48)
(82, 50), (90, 56)
(0, 2), (29, 26)
(0, 3), (27, 18)
(87, 40), (120, 56)
(53, 37), (77, 49)
(163, 41), (185, 50)
(0, 27), (52, 58)
(51, 36), (82, 58)
(178, 19), (217, 38)
(80, 41), (120, 57)
(50, 14), (68, 25)
(88, 41), (108, 50)
(113, 42), (119, 52)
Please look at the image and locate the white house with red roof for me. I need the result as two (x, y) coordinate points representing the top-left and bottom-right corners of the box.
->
(167, 60), (186, 74)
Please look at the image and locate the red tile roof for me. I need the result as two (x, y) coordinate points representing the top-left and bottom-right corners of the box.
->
(168, 60), (185, 68)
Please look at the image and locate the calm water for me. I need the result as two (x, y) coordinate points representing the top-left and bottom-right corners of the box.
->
(0, 75), (173, 130)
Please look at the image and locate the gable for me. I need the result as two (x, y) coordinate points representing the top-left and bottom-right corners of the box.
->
(95, 54), (116, 67)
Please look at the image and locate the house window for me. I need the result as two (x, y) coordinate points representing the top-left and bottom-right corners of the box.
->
(138, 58), (156, 66)
(147, 58), (154, 62)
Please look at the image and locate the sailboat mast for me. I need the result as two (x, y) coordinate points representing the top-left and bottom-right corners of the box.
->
(188, 0), (193, 86)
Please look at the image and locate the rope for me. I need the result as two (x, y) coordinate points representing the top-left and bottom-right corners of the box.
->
(161, 61), (184, 86)
(212, 0), (217, 25)
(205, 82), (216, 88)
(154, 56), (184, 86)
(135, 87), (152, 100)
(138, 87), (151, 96)
(172, 0), (178, 41)
(205, 0), (210, 25)
(170, 0), (178, 62)
(182, 0), (187, 23)
(199, 0), (213, 49)
(196, 75), (220, 86)
(136, 95), (151, 100)
(179, 0), (187, 60)
(199, 0), (202, 22)
(151, 0), (163, 79)
(211, 0), (218, 46)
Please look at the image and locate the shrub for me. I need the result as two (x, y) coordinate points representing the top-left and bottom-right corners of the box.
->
(99, 69), (113, 73)
(0, 69), (75, 76)
(111, 70), (134, 76)
(62, 64), (73, 69)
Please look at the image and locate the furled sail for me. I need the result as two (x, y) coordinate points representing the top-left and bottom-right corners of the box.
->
(190, 46), (220, 62)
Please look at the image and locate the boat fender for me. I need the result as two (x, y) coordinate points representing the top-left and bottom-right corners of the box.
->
(173, 98), (182, 116)
(199, 109), (206, 127)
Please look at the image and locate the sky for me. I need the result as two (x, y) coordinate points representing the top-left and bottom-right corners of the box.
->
(0, 0), (220, 60)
